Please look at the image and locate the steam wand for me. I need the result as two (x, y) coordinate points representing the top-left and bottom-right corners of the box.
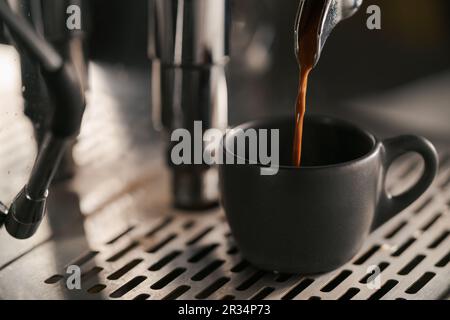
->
(0, 0), (85, 239)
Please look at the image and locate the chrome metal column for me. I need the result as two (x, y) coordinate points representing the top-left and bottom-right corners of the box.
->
(149, 0), (230, 209)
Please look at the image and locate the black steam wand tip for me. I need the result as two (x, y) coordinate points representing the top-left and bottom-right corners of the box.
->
(0, 0), (85, 239)
(0, 201), (7, 227)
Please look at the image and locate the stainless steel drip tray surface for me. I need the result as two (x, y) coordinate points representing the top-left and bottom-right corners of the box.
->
(0, 152), (449, 300)
(0, 53), (448, 299)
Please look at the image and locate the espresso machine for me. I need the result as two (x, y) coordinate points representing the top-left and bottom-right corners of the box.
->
(0, 0), (449, 300)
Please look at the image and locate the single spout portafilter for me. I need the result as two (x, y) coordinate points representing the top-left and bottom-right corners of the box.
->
(295, 0), (362, 67)
(149, 0), (230, 210)
(0, 0), (85, 239)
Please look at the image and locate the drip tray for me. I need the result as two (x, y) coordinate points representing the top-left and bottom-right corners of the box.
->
(0, 63), (449, 300)
(0, 152), (449, 300)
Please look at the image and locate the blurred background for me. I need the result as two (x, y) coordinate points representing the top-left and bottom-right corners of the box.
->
(85, 0), (450, 142)
(2, 0), (449, 150)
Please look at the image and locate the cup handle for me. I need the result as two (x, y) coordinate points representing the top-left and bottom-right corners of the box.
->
(372, 135), (439, 230)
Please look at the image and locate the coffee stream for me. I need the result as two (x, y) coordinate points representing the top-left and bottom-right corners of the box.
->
(292, 0), (325, 167)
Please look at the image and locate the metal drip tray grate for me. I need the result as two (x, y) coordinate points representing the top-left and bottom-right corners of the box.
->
(23, 153), (450, 300)
(0, 62), (449, 300)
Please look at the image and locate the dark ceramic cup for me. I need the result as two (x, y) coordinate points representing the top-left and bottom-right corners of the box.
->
(219, 115), (438, 274)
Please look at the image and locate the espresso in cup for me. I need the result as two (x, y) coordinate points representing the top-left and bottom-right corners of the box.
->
(219, 115), (438, 273)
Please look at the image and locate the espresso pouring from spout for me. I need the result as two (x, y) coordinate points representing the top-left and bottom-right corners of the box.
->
(295, 0), (363, 68)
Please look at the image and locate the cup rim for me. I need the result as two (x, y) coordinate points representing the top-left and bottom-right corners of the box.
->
(222, 114), (380, 170)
